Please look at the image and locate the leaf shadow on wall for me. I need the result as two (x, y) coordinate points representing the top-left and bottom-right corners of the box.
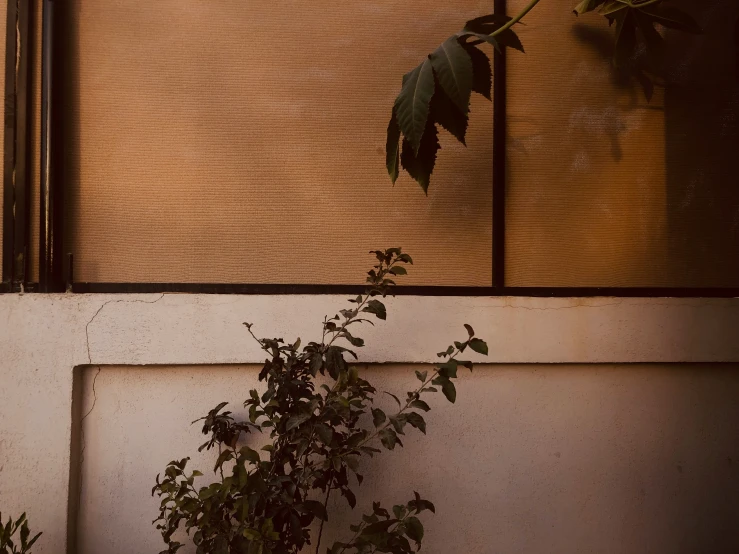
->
(572, 0), (739, 287)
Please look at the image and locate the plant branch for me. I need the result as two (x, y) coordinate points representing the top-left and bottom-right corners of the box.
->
(491, 0), (543, 37)
(314, 483), (333, 554)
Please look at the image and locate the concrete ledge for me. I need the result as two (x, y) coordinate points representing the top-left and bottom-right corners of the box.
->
(1, 293), (739, 552)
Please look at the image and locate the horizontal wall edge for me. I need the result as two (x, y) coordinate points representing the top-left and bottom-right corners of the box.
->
(2, 294), (738, 365)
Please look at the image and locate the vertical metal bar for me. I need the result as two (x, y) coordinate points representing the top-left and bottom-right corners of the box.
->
(39, 0), (63, 291)
(2, 0), (18, 290)
(13, 0), (31, 290)
(492, 0), (507, 289)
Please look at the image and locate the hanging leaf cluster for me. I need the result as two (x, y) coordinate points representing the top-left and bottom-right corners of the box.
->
(387, 0), (705, 192)
(152, 248), (489, 554)
(386, 14), (524, 194)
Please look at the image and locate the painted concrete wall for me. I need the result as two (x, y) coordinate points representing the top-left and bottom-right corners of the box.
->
(78, 363), (739, 554)
(1, 294), (739, 553)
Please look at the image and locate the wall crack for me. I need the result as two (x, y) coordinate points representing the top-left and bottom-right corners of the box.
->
(84, 294), (166, 364)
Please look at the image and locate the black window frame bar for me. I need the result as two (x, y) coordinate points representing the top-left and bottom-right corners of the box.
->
(2, 0), (34, 293)
(5, 0), (739, 298)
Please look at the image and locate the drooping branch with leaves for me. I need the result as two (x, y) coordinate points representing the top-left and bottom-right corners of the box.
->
(386, 0), (706, 192)
(152, 248), (488, 554)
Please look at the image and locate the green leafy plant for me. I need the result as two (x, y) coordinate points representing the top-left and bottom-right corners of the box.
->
(152, 248), (488, 554)
(387, 0), (705, 192)
(0, 514), (41, 554)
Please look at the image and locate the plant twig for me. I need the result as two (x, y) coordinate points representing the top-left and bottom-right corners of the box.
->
(491, 0), (543, 37)
(314, 483), (333, 554)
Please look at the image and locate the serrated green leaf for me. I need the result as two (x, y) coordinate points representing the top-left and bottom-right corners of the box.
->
(430, 37), (473, 113)
(430, 82), (468, 145)
(394, 58), (435, 154)
(464, 44), (492, 101)
(400, 121), (440, 194)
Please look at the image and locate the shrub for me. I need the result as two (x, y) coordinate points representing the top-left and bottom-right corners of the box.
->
(152, 248), (488, 554)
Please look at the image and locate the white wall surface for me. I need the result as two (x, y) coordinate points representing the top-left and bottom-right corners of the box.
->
(1, 293), (739, 553)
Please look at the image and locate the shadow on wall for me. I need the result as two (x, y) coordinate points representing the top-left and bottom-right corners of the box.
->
(573, 0), (739, 287)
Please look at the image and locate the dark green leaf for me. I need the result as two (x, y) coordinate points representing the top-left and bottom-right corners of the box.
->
(379, 428), (400, 450)
(361, 519), (398, 535)
(441, 379), (456, 403)
(469, 338), (489, 355)
(400, 120), (440, 194)
(286, 413), (311, 431)
(240, 446), (261, 464)
(406, 412), (426, 434)
(464, 44), (492, 101)
(634, 10), (663, 51)
(214, 449), (233, 472)
(386, 110), (401, 184)
(410, 399), (430, 412)
(394, 58), (435, 154)
(430, 37), (473, 113)
(363, 299), (387, 320)
(430, 82), (468, 145)
(302, 500), (328, 521)
(372, 408), (387, 428)
(315, 423), (334, 445)
(405, 516), (424, 546)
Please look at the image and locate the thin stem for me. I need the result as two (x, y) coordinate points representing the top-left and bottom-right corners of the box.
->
(300, 346), (463, 476)
(314, 483), (333, 554)
(490, 0), (542, 37)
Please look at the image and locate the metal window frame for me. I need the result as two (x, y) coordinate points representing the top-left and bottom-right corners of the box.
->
(2, 0), (35, 293)
(3, 0), (738, 298)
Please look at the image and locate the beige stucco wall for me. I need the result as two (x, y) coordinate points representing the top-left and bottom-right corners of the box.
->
(78, 363), (739, 554)
(1, 294), (739, 553)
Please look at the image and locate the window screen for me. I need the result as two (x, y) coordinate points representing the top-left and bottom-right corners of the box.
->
(505, 0), (739, 288)
(60, 0), (494, 286)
